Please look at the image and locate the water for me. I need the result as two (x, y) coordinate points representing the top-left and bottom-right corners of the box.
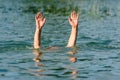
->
(0, 0), (120, 80)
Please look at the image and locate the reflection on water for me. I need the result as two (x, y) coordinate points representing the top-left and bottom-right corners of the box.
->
(0, 0), (120, 80)
(33, 49), (43, 63)
(32, 48), (78, 80)
(67, 49), (78, 79)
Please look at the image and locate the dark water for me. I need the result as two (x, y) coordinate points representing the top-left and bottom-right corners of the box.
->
(0, 0), (120, 80)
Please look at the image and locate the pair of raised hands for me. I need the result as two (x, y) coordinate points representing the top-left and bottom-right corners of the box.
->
(35, 11), (79, 30)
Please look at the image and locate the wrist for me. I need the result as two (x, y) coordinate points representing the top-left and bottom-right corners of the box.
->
(72, 26), (78, 30)
(36, 27), (42, 31)
(71, 24), (78, 28)
(35, 29), (41, 33)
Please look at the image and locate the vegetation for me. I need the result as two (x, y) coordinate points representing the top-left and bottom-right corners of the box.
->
(22, 0), (119, 18)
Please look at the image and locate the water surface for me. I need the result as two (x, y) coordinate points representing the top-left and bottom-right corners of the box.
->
(0, 0), (120, 80)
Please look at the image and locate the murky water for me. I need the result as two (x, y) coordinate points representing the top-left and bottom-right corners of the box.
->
(0, 0), (120, 80)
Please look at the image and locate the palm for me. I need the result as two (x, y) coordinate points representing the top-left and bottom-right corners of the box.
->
(69, 11), (79, 28)
(35, 12), (46, 29)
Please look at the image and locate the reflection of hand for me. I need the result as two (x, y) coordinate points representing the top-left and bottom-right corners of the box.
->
(69, 56), (77, 63)
(68, 11), (79, 28)
(35, 12), (46, 30)
(72, 70), (78, 75)
(33, 49), (43, 62)
(33, 57), (41, 62)
(68, 50), (77, 54)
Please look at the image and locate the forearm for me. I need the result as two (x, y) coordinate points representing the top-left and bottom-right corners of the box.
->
(34, 29), (41, 49)
(67, 27), (78, 48)
(33, 12), (46, 49)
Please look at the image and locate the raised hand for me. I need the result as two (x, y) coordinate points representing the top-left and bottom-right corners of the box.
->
(68, 11), (79, 28)
(35, 12), (46, 30)
(34, 12), (46, 49)
(67, 11), (79, 48)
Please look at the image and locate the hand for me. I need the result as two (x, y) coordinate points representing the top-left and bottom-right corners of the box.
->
(35, 12), (46, 30)
(68, 11), (79, 28)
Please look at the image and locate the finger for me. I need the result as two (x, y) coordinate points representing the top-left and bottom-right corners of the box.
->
(35, 14), (38, 20)
(73, 11), (75, 19)
(73, 11), (78, 18)
(76, 13), (79, 19)
(77, 11), (80, 19)
(68, 17), (71, 22)
(71, 11), (74, 19)
(38, 12), (43, 19)
(68, 17), (73, 24)
(36, 12), (41, 19)
(43, 18), (46, 23)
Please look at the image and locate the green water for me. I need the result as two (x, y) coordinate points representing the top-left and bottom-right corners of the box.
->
(0, 0), (120, 80)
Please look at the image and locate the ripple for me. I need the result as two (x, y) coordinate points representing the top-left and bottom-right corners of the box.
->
(78, 58), (93, 61)
(0, 0), (120, 80)
(0, 69), (9, 72)
(0, 40), (32, 52)
(80, 40), (120, 50)
(50, 67), (66, 71)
